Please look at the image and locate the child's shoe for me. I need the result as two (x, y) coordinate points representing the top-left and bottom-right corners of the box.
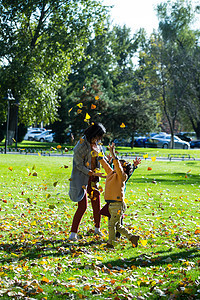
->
(95, 227), (104, 236)
(129, 235), (140, 247)
(69, 232), (78, 241)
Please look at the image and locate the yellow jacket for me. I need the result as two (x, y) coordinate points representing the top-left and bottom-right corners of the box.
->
(99, 158), (127, 201)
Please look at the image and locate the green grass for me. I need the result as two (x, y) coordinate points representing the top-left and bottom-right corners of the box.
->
(0, 153), (200, 299)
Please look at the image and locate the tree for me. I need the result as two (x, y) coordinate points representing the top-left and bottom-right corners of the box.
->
(0, 0), (108, 143)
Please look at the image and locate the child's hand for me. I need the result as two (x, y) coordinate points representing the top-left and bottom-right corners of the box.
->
(106, 153), (112, 164)
(133, 157), (142, 167)
(108, 142), (115, 158)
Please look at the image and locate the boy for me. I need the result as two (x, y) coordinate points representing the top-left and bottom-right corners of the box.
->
(98, 143), (140, 248)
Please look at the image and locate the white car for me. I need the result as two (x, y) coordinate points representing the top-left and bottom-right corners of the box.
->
(34, 130), (53, 142)
(150, 133), (190, 149)
(24, 128), (46, 141)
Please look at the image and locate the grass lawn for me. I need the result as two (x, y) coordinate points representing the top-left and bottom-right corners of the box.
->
(0, 153), (200, 299)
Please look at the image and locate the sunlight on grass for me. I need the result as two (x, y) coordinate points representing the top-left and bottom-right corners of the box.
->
(0, 154), (199, 299)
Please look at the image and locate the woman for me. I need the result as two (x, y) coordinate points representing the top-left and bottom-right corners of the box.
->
(69, 122), (106, 241)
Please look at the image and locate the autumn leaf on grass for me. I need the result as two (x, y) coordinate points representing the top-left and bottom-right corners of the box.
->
(46, 194), (51, 199)
(8, 166), (13, 171)
(194, 229), (200, 234)
(120, 123), (126, 128)
(147, 167), (152, 171)
(143, 154), (148, 159)
(27, 198), (32, 204)
(32, 171), (38, 176)
(41, 276), (50, 284)
(49, 204), (56, 209)
(140, 240), (148, 246)
(53, 181), (58, 187)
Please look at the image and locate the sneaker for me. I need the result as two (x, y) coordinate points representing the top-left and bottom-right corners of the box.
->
(69, 232), (78, 241)
(129, 235), (140, 247)
(94, 228), (104, 236)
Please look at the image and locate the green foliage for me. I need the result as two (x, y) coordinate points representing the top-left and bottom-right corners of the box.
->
(0, 0), (108, 125)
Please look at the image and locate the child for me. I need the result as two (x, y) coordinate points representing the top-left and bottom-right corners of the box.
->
(98, 143), (140, 248)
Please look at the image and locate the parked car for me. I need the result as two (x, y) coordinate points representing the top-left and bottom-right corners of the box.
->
(113, 138), (131, 147)
(44, 132), (55, 143)
(24, 128), (46, 140)
(148, 133), (190, 149)
(34, 130), (53, 142)
(134, 136), (148, 147)
(190, 140), (200, 148)
(176, 133), (192, 142)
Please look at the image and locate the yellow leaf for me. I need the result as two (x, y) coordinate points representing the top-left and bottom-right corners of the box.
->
(77, 109), (82, 114)
(151, 156), (156, 162)
(83, 285), (90, 291)
(143, 154), (148, 159)
(120, 123), (126, 128)
(140, 239), (148, 246)
(68, 107), (73, 113)
(8, 166), (13, 171)
(77, 102), (83, 108)
(85, 113), (91, 120)
(98, 152), (104, 157)
(95, 96), (99, 100)
(38, 152), (41, 156)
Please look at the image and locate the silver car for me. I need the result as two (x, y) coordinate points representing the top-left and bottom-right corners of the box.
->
(150, 133), (190, 149)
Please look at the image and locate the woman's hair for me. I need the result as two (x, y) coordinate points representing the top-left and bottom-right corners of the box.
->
(119, 159), (134, 181)
(84, 122), (106, 143)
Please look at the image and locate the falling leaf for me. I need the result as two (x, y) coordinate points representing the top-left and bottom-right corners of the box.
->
(64, 165), (68, 168)
(8, 166), (13, 171)
(38, 152), (41, 156)
(77, 102), (83, 108)
(143, 154), (148, 159)
(12, 138), (16, 142)
(68, 107), (73, 113)
(65, 147), (68, 152)
(84, 113), (91, 120)
(120, 123), (126, 128)
(77, 109), (82, 114)
(151, 156), (156, 162)
(95, 96), (99, 100)
(57, 145), (62, 149)
(91, 104), (96, 109)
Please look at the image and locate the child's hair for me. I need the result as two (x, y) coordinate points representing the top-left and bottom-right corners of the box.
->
(84, 122), (106, 143)
(119, 159), (134, 181)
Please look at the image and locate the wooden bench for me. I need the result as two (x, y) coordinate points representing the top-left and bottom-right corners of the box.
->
(168, 153), (195, 161)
